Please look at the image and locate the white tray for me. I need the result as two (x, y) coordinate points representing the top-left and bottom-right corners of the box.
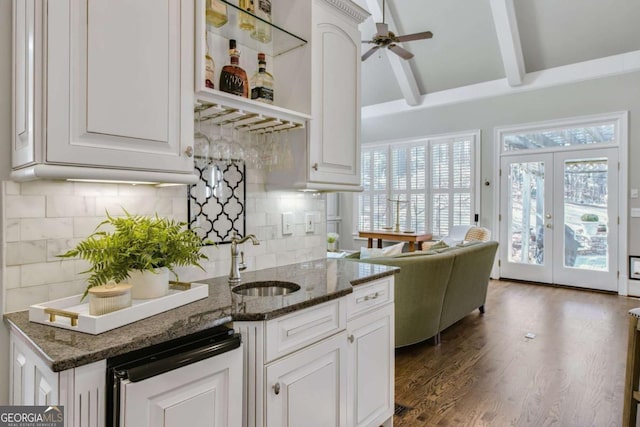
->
(28, 282), (209, 335)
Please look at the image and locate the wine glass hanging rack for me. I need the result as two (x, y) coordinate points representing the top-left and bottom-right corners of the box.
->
(195, 101), (305, 133)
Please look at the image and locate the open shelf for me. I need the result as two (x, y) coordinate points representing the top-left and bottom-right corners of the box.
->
(208, 0), (307, 57)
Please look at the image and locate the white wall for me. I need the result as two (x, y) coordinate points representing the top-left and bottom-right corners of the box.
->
(0, 0), (12, 405)
(342, 71), (640, 255)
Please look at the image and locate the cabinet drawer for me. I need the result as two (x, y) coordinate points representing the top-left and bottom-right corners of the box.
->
(265, 299), (346, 363)
(347, 277), (394, 320)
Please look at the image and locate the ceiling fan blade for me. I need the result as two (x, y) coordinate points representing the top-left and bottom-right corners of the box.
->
(395, 31), (433, 43)
(376, 22), (389, 37)
(361, 45), (381, 61)
(388, 44), (414, 60)
(361, 40), (376, 43)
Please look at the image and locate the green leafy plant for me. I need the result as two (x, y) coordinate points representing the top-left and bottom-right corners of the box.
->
(59, 211), (210, 299)
(580, 213), (599, 222)
(327, 232), (339, 244)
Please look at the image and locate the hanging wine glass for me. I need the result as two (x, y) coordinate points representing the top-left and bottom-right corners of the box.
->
(194, 110), (211, 170)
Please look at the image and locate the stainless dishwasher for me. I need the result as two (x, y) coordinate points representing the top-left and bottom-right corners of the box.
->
(106, 325), (242, 427)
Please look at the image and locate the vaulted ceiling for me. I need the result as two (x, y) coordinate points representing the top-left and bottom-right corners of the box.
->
(355, 0), (640, 108)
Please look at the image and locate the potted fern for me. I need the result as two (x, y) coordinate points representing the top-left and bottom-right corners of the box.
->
(59, 211), (209, 300)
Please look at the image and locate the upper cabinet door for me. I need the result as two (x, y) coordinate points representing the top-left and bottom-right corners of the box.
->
(45, 0), (194, 173)
(309, 0), (363, 186)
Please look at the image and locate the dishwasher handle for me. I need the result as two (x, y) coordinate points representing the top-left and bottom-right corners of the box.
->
(125, 334), (241, 383)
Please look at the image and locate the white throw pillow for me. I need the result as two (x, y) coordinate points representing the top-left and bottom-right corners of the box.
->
(360, 247), (386, 259)
(383, 242), (405, 256)
(360, 242), (405, 259)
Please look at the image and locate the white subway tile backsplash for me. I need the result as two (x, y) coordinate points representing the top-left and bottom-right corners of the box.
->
(21, 260), (76, 287)
(2, 180), (326, 312)
(21, 218), (74, 240)
(21, 181), (70, 195)
(5, 181), (20, 195)
(255, 253), (277, 270)
(6, 195), (46, 218)
(5, 266), (21, 289)
(6, 219), (21, 242)
(48, 280), (87, 301)
(46, 238), (81, 262)
(47, 196), (96, 217)
(5, 285), (50, 313)
(6, 241), (47, 266)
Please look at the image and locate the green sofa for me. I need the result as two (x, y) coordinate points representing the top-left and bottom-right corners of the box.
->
(346, 240), (498, 347)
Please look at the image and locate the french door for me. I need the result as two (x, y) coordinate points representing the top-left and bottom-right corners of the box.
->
(499, 148), (618, 291)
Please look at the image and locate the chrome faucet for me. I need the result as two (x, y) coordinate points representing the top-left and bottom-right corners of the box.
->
(229, 232), (260, 285)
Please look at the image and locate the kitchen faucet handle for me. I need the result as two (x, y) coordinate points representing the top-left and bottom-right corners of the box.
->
(239, 251), (247, 271)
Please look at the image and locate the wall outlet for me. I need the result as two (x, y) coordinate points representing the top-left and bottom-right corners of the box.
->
(632, 188), (639, 199)
(305, 213), (315, 233)
(282, 212), (294, 235)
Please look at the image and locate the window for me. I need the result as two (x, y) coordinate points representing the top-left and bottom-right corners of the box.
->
(358, 132), (479, 237)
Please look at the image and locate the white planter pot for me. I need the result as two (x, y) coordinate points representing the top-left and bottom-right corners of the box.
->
(128, 268), (169, 299)
(328, 241), (338, 252)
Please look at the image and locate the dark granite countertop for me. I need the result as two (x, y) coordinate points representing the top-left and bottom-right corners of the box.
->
(4, 259), (398, 372)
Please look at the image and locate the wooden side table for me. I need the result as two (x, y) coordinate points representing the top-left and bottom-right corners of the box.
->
(358, 230), (433, 252)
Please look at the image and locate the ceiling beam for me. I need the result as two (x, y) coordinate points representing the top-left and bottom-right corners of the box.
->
(364, 0), (421, 106)
(489, 0), (525, 86)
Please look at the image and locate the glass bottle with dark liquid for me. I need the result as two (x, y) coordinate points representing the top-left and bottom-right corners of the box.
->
(219, 39), (249, 98)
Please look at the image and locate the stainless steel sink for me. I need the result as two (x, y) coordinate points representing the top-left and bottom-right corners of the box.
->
(232, 281), (301, 297)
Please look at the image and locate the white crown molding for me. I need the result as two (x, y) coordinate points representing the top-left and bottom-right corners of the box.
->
(362, 49), (640, 119)
(322, 0), (370, 23)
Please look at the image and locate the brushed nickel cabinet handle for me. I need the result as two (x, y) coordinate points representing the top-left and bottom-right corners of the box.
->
(348, 334), (354, 343)
(184, 146), (194, 157)
(311, 163), (318, 171)
(273, 382), (281, 395)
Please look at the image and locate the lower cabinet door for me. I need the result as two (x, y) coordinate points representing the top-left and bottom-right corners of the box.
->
(265, 332), (347, 427)
(121, 346), (242, 427)
(347, 304), (394, 427)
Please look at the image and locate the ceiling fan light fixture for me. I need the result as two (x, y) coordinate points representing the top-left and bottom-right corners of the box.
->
(360, 0), (433, 62)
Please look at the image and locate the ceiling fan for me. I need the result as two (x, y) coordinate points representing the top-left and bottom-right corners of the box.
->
(361, 0), (433, 61)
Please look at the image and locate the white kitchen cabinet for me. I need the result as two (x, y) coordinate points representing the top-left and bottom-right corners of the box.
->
(265, 332), (347, 427)
(11, 0), (197, 183)
(308, 0), (365, 188)
(235, 298), (348, 427)
(9, 332), (106, 427)
(266, 0), (368, 191)
(346, 277), (395, 427)
(120, 346), (243, 427)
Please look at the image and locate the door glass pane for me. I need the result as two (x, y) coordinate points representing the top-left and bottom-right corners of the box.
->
(563, 159), (608, 271)
(508, 162), (545, 265)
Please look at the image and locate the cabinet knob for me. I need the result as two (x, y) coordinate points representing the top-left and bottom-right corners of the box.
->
(273, 382), (281, 395)
(348, 334), (354, 343)
(184, 146), (194, 157)
(311, 163), (318, 171)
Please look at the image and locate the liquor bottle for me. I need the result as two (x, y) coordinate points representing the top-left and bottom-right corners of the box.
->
(219, 39), (249, 98)
(238, 0), (255, 31)
(251, 0), (271, 43)
(250, 53), (274, 104)
(206, 0), (228, 28)
(205, 36), (215, 89)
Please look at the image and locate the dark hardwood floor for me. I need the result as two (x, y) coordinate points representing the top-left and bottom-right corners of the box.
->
(394, 279), (640, 426)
